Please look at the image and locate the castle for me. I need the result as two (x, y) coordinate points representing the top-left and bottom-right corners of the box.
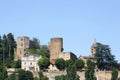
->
(14, 36), (30, 60)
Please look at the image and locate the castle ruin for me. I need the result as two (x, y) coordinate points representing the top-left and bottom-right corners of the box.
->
(15, 36), (30, 60)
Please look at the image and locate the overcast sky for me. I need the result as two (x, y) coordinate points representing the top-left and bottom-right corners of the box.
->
(0, 0), (120, 62)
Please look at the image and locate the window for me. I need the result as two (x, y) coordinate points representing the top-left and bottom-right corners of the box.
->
(21, 43), (23, 46)
(21, 38), (23, 41)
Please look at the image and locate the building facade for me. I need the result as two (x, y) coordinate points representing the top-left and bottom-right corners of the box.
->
(21, 54), (41, 72)
(15, 36), (30, 60)
(59, 52), (77, 61)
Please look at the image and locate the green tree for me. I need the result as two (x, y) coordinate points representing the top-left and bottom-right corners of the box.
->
(7, 72), (16, 80)
(17, 69), (34, 80)
(13, 60), (21, 68)
(38, 57), (50, 70)
(65, 59), (73, 68)
(111, 69), (118, 80)
(7, 33), (16, 59)
(75, 59), (84, 70)
(55, 58), (65, 70)
(66, 63), (79, 80)
(0, 66), (8, 80)
(85, 59), (96, 80)
(55, 75), (66, 80)
(39, 71), (48, 80)
(94, 43), (117, 70)
(55, 63), (79, 80)
(27, 45), (49, 58)
(30, 37), (40, 49)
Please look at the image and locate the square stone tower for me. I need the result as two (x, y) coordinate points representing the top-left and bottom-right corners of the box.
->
(48, 38), (63, 60)
(15, 36), (30, 60)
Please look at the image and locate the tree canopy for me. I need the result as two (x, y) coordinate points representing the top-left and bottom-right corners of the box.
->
(75, 59), (84, 70)
(0, 66), (8, 80)
(38, 57), (50, 70)
(85, 59), (96, 80)
(55, 58), (65, 70)
(94, 43), (117, 70)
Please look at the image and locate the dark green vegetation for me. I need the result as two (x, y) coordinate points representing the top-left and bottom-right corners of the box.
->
(38, 57), (50, 70)
(75, 59), (84, 70)
(55, 58), (66, 70)
(111, 69), (118, 80)
(0, 33), (16, 67)
(0, 66), (8, 80)
(85, 59), (96, 80)
(55, 63), (79, 80)
(94, 42), (117, 70)
(7, 69), (34, 80)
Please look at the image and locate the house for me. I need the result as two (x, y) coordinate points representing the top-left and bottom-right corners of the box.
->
(21, 54), (41, 72)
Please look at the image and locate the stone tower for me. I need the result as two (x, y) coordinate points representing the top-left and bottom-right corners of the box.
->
(91, 39), (97, 57)
(49, 38), (63, 60)
(15, 36), (30, 60)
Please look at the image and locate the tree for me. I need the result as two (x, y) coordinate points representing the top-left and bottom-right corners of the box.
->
(94, 43), (117, 70)
(38, 57), (50, 70)
(55, 63), (79, 80)
(7, 72), (16, 80)
(0, 66), (8, 80)
(55, 75), (66, 80)
(39, 71), (48, 80)
(30, 37), (40, 49)
(75, 59), (84, 70)
(111, 69), (118, 80)
(7, 33), (16, 59)
(17, 69), (34, 80)
(55, 58), (65, 70)
(13, 60), (21, 68)
(27, 45), (50, 58)
(66, 63), (79, 80)
(65, 59), (73, 68)
(85, 59), (96, 80)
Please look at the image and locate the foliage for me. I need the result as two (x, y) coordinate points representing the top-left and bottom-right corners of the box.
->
(34, 77), (39, 80)
(94, 43), (117, 70)
(17, 69), (34, 80)
(65, 59), (73, 68)
(55, 58), (65, 70)
(85, 59), (96, 80)
(30, 37), (40, 49)
(13, 60), (21, 68)
(0, 66), (8, 80)
(111, 69), (118, 80)
(75, 59), (84, 70)
(7, 72), (16, 80)
(27, 45), (49, 58)
(55, 75), (66, 80)
(55, 63), (79, 80)
(39, 71), (48, 80)
(0, 33), (16, 66)
(66, 63), (79, 80)
(38, 57), (50, 70)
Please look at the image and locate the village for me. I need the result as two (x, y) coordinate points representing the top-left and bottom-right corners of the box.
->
(3, 36), (119, 80)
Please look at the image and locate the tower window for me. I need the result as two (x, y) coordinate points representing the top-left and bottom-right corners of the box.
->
(21, 43), (23, 46)
(21, 38), (23, 41)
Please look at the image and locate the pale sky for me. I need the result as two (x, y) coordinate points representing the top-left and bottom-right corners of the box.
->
(0, 0), (120, 62)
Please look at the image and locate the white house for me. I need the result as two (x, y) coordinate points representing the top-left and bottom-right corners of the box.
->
(21, 54), (41, 72)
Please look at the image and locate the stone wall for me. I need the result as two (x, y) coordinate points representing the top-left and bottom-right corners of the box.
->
(43, 71), (120, 80)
